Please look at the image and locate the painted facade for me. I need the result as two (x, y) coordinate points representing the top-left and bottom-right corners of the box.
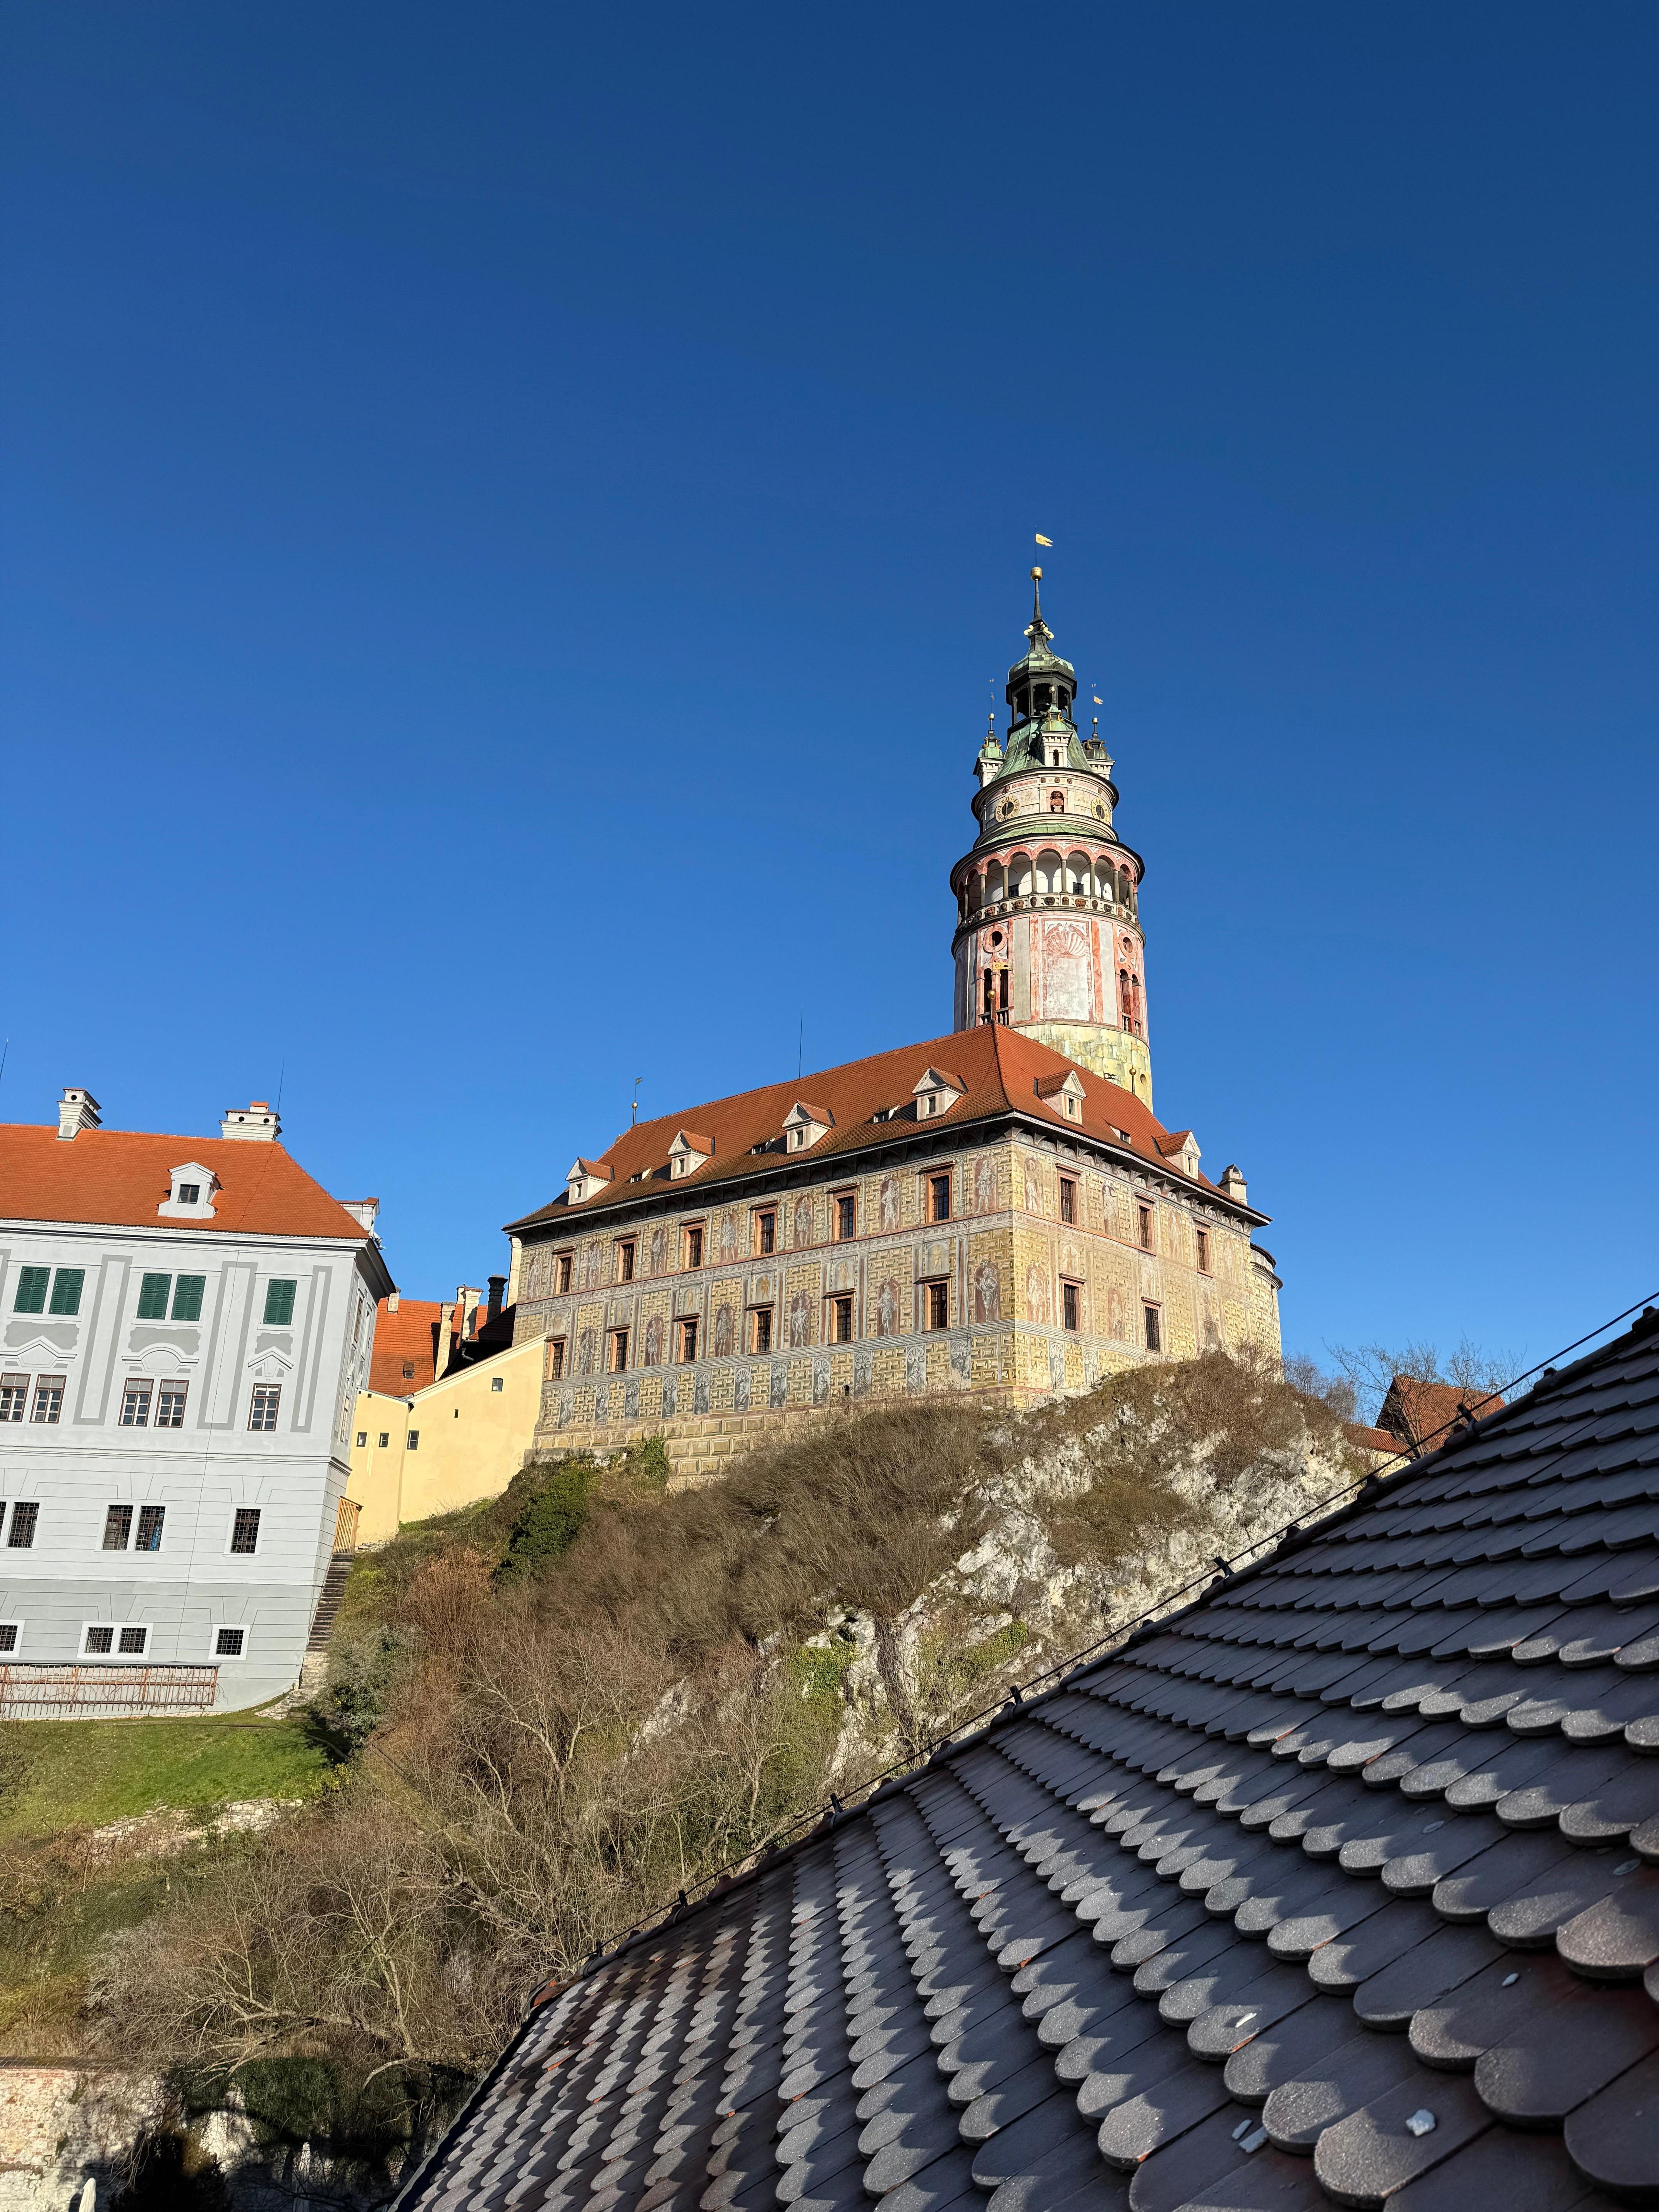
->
(501, 576), (1281, 1483)
(0, 1092), (391, 1712)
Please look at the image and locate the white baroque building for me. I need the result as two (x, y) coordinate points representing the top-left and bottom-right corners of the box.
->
(0, 1087), (391, 1714)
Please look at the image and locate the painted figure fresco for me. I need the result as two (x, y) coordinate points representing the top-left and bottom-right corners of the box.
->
(577, 1328), (597, 1376)
(879, 1176), (900, 1233)
(714, 1304), (736, 1357)
(794, 1196), (814, 1248)
(1023, 1158), (1044, 1216)
(876, 1278), (899, 1336)
(974, 1155), (998, 1214)
(973, 1261), (1001, 1324)
(642, 1314), (665, 1367)
(788, 1289), (812, 1347)
(717, 1213), (738, 1264)
(1025, 1263), (1050, 1325)
(648, 1225), (667, 1277)
(1043, 919), (1093, 1020)
(1107, 1284), (1128, 1341)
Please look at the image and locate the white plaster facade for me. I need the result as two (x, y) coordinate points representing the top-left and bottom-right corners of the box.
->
(0, 1096), (392, 1712)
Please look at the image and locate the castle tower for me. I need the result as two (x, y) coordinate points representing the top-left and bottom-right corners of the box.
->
(950, 570), (1153, 1106)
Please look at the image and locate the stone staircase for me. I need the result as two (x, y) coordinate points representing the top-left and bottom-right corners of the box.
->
(306, 1557), (353, 1653)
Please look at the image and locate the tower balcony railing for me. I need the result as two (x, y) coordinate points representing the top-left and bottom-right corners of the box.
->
(977, 1010), (1012, 1026)
(959, 892), (1137, 927)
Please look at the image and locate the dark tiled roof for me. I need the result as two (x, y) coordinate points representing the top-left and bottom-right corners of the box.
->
(399, 1312), (1659, 2212)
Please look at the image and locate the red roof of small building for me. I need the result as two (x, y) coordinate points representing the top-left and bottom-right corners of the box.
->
(368, 1297), (444, 1395)
(0, 1124), (372, 1241)
(1378, 1373), (1508, 1451)
(508, 1026), (1262, 1232)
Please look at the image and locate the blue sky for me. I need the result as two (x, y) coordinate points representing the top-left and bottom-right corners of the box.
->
(3, 3), (1655, 1388)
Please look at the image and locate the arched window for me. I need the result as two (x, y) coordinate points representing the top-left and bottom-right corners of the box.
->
(1036, 850), (1062, 895)
(987, 861), (1005, 904)
(1067, 850), (1091, 895)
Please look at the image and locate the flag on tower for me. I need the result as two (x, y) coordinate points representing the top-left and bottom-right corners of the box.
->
(1034, 533), (1053, 546)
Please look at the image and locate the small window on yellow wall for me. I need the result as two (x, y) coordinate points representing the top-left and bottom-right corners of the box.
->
(1196, 1228), (1211, 1274)
(924, 1281), (948, 1330)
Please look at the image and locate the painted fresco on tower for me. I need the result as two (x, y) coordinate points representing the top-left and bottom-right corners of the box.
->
(1025, 1262), (1050, 1324)
(879, 1176), (900, 1232)
(788, 1289), (812, 1347)
(974, 1262), (1001, 1324)
(648, 1225), (667, 1276)
(876, 1278), (899, 1335)
(642, 1314), (665, 1367)
(974, 1155), (998, 1213)
(1023, 1157), (1044, 1216)
(1042, 919), (1094, 1021)
(793, 1196), (814, 1247)
(717, 1213), (739, 1264)
(713, 1305), (735, 1357)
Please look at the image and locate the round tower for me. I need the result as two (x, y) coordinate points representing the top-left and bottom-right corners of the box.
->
(950, 571), (1153, 1106)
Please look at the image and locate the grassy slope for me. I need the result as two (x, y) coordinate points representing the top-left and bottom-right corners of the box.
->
(0, 1711), (331, 1843)
(0, 1712), (331, 2056)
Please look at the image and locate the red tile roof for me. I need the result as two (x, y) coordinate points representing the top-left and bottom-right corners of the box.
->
(0, 1123), (373, 1241)
(1378, 1373), (1507, 1451)
(369, 1297), (443, 1395)
(508, 1026), (1262, 1232)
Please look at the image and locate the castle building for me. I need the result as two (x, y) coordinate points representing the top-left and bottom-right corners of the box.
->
(505, 580), (1281, 1481)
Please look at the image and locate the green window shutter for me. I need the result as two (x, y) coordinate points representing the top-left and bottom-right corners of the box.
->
(137, 1273), (171, 1320)
(263, 1279), (297, 1327)
(48, 1269), (85, 1316)
(171, 1275), (205, 1321)
(13, 1267), (49, 1314)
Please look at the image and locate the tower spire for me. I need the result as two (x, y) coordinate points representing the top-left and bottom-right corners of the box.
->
(1027, 565), (1052, 649)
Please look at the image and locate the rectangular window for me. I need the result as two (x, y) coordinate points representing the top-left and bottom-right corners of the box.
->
(84, 1624), (115, 1655)
(924, 1281), (949, 1331)
(1062, 1282), (1080, 1332)
(608, 1329), (629, 1374)
(103, 1504), (133, 1552)
(677, 1317), (699, 1363)
(490, 1375), (503, 1392)
(12, 1267), (49, 1314)
(1144, 1304), (1162, 1354)
(830, 1294), (854, 1345)
(548, 1339), (567, 1381)
(156, 1382), (187, 1428)
(616, 1240), (636, 1283)
(172, 1274), (205, 1321)
(0, 1375), (26, 1424)
(1137, 1204), (1154, 1252)
(378, 1431), (390, 1448)
(262, 1279), (297, 1327)
(119, 1379), (153, 1428)
(7, 1503), (37, 1548)
(685, 1225), (704, 1269)
(1059, 1177), (1077, 1226)
(754, 1209), (776, 1256)
(215, 1626), (246, 1657)
(356, 1429), (368, 1447)
(49, 1269), (85, 1316)
(1195, 1228), (1211, 1274)
(136, 1273), (172, 1320)
(750, 1306), (773, 1355)
(0, 1625), (17, 1654)
(31, 1377), (64, 1425)
(118, 1625), (148, 1656)
(230, 1508), (261, 1555)
(834, 1192), (857, 1241)
(407, 1430), (420, 1449)
(555, 1252), (573, 1295)
(927, 1173), (952, 1224)
(136, 1504), (165, 1552)
(248, 1385), (281, 1432)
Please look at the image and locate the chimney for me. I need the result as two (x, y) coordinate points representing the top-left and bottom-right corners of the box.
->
(487, 1274), (506, 1325)
(1218, 1164), (1248, 1206)
(387, 1290), (401, 1314)
(457, 1285), (482, 1340)
(221, 1101), (281, 1142)
(57, 1088), (102, 1141)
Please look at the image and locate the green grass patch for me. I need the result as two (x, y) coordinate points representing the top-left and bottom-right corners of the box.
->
(0, 1711), (330, 1843)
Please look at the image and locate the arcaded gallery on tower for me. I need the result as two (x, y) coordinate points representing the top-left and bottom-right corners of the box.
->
(502, 580), (1282, 1480)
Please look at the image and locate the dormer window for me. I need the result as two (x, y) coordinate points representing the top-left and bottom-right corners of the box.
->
(783, 1103), (833, 1153)
(565, 1158), (613, 1204)
(912, 1068), (965, 1121)
(667, 1130), (714, 1179)
(1035, 1070), (1086, 1125)
(159, 1163), (219, 1220)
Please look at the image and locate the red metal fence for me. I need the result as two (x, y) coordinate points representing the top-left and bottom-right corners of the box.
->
(0, 1662), (218, 1717)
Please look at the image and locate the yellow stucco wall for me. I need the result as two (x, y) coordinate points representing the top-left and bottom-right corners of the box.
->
(346, 1334), (546, 1545)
